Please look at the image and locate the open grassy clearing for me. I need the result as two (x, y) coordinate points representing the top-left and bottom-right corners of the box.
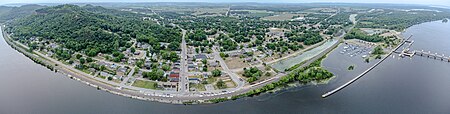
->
(225, 57), (249, 69)
(132, 79), (160, 90)
(261, 13), (305, 21)
(189, 83), (206, 91)
(231, 10), (274, 17)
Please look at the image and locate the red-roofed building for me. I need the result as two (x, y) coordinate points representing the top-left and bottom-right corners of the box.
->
(169, 72), (180, 82)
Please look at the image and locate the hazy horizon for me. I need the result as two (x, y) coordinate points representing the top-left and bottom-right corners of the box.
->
(1, 0), (449, 7)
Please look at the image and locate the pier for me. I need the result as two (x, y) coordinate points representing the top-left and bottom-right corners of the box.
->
(322, 35), (413, 98)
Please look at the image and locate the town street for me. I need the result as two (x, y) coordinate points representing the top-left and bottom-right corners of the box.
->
(211, 46), (246, 89)
(179, 29), (189, 93)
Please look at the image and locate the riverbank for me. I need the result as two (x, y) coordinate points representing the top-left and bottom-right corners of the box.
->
(1, 20), (450, 114)
(0, 26), (198, 104)
(1, 24), (340, 105)
(206, 42), (341, 103)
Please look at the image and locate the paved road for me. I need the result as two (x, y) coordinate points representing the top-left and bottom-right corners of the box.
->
(120, 67), (135, 86)
(211, 46), (246, 89)
(314, 8), (340, 27)
(179, 30), (189, 93)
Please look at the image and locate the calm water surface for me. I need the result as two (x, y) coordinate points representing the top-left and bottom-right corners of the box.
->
(1, 21), (450, 114)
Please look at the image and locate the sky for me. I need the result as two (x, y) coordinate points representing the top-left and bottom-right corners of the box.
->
(0, 0), (449, 7)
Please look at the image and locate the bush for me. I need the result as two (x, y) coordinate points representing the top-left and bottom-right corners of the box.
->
(107, 77), (113, 80)
(211, 69), (222, 77)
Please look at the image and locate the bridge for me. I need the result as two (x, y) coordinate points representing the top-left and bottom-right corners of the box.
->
(321, 35), (413, 98)
(394, 40), (449, 62)
(394, 35), (450, 62)
(414, 50), (450, 62)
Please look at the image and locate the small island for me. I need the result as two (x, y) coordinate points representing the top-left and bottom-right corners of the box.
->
(348, 65), (355, 70)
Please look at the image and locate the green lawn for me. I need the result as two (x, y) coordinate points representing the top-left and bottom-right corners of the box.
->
(224, 80), (237, 88)
(97, 75), (106, 79)
(206, 77), (217, 84)
(189, 83), (206, 91)
(132, 79), (159, 90)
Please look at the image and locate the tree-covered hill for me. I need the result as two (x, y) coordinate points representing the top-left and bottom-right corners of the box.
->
(6, 4), (181, 56)
(0, 4), (45, 22)
(0, 6), (13, 17)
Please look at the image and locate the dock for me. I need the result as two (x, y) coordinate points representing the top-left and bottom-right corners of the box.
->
(321, 35), (413, 98)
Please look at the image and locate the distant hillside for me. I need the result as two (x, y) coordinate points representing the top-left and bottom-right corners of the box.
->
(0, 6), (13, 17)
(6, 4), (181, 56)
(0, 4), (45, 22)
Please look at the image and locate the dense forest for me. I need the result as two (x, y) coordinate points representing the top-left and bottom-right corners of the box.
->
(6, 4), (181, 56)
(344, 28), (385, 42)
(0, 4), (45, 22)
(287, 30), (324, 45)
(0, 6), (13, 21)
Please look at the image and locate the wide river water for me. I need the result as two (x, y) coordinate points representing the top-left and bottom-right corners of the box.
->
(1, 21), (450, 113)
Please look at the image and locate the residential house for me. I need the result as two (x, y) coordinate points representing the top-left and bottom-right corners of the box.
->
(100, 71), (112, 77)
(172, 67), (180, 72)
(113, 75), (123, 80)
(244, 57), (253, 62)
(203, 73), (209, 79)
(209, 61), (219, 67)
(188, 64), (196, 71)
(109, 64), (118, 69)
(159, 82), (177, 88)
(116, 67), (128, 77)
(195, 54), (208, 60)
(188, 78), (201, 84)
(229, 51), (243, 57)
(169, 72), (180, 82)
(88, 68), (96, 73)
(144, 59), (152, 69)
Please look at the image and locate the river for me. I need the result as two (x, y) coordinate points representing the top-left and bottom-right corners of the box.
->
(1, 21), (449, 113)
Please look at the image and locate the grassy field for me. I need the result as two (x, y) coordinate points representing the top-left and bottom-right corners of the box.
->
(225, 57), (249, 69)
(261, 13), (305, 21)
(224, 80), (236, 88)
(192, 8), (228, 16)
(303, 8), (337, 13)
(189, 83), (206, 91)
(97, 75), (106, 79)
(206, 77), (217, 84)
(233, 10), (274, 17)
(132, 79), (159, 90)
(150, 6), (228, 16)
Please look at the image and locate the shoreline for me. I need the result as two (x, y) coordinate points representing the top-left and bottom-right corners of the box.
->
(0, 26), (194, 104)
(1, 24), (340, 105)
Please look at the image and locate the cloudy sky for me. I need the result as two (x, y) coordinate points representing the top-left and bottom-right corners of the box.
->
(1, 0), (449, 6)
